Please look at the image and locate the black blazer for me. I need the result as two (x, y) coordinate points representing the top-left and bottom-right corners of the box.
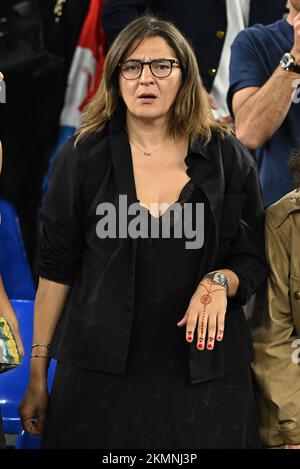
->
(38, 104), (267, 383)
(101, 0), (287, 91)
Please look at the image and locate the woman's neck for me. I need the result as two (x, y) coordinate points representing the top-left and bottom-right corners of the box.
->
(125, 113), (171, 148)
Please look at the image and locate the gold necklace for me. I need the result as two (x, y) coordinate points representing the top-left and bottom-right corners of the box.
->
(129, 137), (173, 156)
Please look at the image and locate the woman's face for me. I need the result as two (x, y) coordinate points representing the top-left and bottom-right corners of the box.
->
(119, 36), (182, 124)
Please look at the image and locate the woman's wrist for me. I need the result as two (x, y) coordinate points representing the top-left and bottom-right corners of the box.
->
(29, 344), (50, 379)
(202, 271), (229, 295)
(202, 269), (239, 297)
(30, 360), (50, 382)
(31, 343), (50, 354)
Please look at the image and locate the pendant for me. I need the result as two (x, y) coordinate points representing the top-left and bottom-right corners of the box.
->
(144, 152), (151, 156)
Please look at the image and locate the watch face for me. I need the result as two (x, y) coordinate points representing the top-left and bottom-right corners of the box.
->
(280, 53), (294, 69)
(211, 272), (229, 290)
(214, 273), (223, 282)
(205, 272), (229, 291)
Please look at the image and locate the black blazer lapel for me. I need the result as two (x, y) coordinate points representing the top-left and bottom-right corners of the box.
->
(109, 104), (138, 208)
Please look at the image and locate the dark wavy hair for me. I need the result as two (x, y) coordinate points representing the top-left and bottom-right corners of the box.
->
(289, 149), (300, 190)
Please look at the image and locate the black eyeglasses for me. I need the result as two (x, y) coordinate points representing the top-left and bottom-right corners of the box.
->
(119, 59), (181, 80)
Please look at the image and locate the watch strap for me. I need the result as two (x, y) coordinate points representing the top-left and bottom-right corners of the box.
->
(203, 272), (229, 294)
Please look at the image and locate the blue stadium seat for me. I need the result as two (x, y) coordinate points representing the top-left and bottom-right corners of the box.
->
(15, 430), (42, 449)
(0, 300), (56, 439)
(0, 199), (35, 300)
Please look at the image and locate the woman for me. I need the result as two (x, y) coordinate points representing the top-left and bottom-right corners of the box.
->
(251, 151), (300, 449)
(19, 16), (267, 449)
(0, 109), (25, 448)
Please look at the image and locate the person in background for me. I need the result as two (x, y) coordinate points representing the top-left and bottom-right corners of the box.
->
(101, 0), (287, 123)
(19, 16), (267, 449)
(0, 0), (90, 268)
(228, 0), (300, 208)
(0, 73), (25, 447)
(251, 150), (300, 450)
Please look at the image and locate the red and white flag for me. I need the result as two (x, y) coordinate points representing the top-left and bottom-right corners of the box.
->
(43, 0), (106, 195)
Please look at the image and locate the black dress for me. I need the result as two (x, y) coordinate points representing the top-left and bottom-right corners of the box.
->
(42, 181), (261, 449)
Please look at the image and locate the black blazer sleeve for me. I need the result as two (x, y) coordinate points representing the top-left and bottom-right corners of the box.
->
(220, 137), (267, 306)
(101, 0), (149, 47)
(37, 138), (86, 285)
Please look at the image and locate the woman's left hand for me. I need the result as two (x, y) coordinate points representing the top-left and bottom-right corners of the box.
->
(177, 278), (227, 350)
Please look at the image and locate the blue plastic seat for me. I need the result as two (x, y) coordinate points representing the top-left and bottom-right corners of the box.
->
(15, 430), (42, 449)
(0, 199), (35, 300)
(0, 300), (56, 440)
(0, 200), (54, 449)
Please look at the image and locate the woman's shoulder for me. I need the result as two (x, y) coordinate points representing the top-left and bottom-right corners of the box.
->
(266, 190), (300, 230)
(199, 131), (255, 172)
(73, 127), (110, 156)
(216, 132), (255, 168)
(205, 132), (257, 187)
(56, 128), (111, 167)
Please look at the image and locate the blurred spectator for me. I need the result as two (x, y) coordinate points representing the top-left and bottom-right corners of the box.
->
(251, 150), (300, 449)
(0, 0), (90, 268)
(228, 0), (300, 208)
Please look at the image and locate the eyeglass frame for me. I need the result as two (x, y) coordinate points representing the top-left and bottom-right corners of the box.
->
(118, 58), (181, 80)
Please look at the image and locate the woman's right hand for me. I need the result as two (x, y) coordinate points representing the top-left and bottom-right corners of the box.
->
(18, 379), (49, 435)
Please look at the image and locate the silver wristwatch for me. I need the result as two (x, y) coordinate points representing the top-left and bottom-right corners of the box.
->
(280, 53), (300, 73)
(203, 272), (229, 294)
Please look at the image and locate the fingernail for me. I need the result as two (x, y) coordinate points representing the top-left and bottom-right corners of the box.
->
(187, 336), (192, 341)
(207, 344), (213, 349)
(197, 343), (204, 350)
(217, 336), (222, 341)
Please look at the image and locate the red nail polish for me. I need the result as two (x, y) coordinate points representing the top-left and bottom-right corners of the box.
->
(187, 337), (192, 341)
(207, 344), (213, 349)
(217, 336), (222, 341)
(198, 343), (204, 350)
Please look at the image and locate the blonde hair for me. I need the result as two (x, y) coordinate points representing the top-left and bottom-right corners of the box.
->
(75, 15), (231, 146)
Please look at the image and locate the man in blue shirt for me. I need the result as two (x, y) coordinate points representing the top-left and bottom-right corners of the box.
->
(228, 0), (300, 208)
